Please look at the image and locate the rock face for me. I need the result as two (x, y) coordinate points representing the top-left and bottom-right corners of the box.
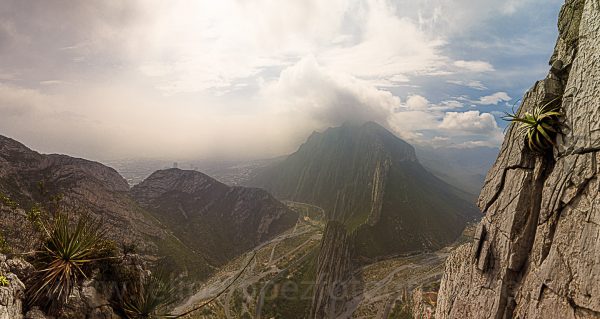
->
(131, 168), (298, 266)
(0, 255), (33, 319)
(435, 1), (600, 318)
(309, 221), (355, 318)
(0, 269), (24, 319)
(0, 253), (148, 319)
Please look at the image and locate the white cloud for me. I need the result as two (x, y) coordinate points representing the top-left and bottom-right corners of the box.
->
(261, 56), (399, 126)
(0, 0), (562, 159)
(476, 92), (512, 105)
(447, 80), (488, 90)
(261, 60), (504, 149)
(406, 95), (430, 110)
(127, 0), (447, 94)
(435, 100), (465, 110)
(453, 60), (495, 72)
(439, 110), (500, 133)
(320, 0), (446, 82)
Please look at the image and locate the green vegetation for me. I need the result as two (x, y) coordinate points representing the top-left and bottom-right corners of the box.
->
(0, 192), (19, 210)
(0, 232), (10, 254)
(153, 233), (212, 282)
(118, 269), (178, 319)
(0, 275), (9, 287)
(138, 204), (212, 282)
(28, 213), (110, 310)
(27, 204), (45, 232)
(503, 98), (562, 153)
(388, 300), (413, 319)
(261, 250), (318, 318)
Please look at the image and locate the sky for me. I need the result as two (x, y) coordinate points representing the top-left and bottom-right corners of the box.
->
(0, 0), (564, 161)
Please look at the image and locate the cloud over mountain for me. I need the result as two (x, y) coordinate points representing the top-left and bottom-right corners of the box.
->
(0, 0), (562, 159)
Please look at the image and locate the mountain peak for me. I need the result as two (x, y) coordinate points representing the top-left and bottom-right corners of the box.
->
(131, 168), (298, 265)
(316, 121), (417, 162)
(250, 122), (478, 256)
(132, 168), (226, 205)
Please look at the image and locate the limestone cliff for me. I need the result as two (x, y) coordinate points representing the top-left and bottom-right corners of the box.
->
(436, 1), (600, 318)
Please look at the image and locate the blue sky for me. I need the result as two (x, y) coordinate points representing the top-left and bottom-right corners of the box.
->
(0, 0), (564, 159)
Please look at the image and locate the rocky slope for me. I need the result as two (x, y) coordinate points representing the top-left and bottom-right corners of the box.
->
(0, 135), (170, 253)
(0, 136), (297, 282)
(131, 169), (298, 267)
(435, 1), (600, 318)
(174, 201), (455, 319)
(250, 122), (480, 317)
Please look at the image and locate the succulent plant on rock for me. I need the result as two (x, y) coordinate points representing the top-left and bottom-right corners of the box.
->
(27, 213), (108, 310)
(0, 275), (9, 287)
(503, 98), (563, 153)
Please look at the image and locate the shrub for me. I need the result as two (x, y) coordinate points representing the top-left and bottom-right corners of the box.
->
(27, 213), (109, 310)
(27, 204), (45, 232)
(0, 192), (18, 210)
(0, 275), (9, 287)
(117, 269), (178, 319)
(503, 98), (562, 153)
(0, 233), (10, 254)
(122, 242), (138, 255)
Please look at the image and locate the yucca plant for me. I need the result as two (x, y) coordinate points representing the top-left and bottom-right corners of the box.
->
(118, 269), (179, 319)
(503, 98), (562, 153)
(0, 275), (9, 287)
(28, 213), (108, 310)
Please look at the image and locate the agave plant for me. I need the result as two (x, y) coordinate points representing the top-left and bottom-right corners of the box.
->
(503, 98), (562, 153)
(118, 269), (179, 319)
(0, 275), (9, 287)
(28, 213), (107, 309)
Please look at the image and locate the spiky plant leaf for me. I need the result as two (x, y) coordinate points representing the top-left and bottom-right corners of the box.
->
(0, 275), (9, 287)
(503, 98), (563, 153)
(118, 269), (179, 319)
(28, 213), (107, 310)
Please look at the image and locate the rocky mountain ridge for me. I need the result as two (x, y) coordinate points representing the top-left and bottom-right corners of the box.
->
(435, 1), (600, 318)
(249, 121), (481, 318)
(251, 122), (479, 258)
(0, 135), (167, 253)
(131, 168), (298, 266)
(0, 135), (297, 281)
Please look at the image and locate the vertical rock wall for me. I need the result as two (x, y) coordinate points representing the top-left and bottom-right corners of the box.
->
(309, 222), (355, 318)
(435, 0), (600, 318)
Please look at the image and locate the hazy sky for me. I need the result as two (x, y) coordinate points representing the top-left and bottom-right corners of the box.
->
(0, 0), (563, 160)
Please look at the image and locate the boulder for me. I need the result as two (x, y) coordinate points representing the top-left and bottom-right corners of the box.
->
(0, 273), (24, 319)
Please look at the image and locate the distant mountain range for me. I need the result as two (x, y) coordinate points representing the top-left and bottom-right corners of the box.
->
(0, 134), (297, 280)
(102, 139), (498, 199)
(0, 123), (485, 318)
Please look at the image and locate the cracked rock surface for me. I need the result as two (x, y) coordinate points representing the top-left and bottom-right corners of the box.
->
(435, 0), (600, 318)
